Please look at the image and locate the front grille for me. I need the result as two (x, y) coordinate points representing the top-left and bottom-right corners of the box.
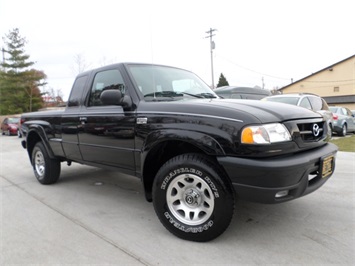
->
(297, 121), (325, 141)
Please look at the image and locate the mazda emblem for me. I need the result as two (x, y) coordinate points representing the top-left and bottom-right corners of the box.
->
(312, 124), (320, 137)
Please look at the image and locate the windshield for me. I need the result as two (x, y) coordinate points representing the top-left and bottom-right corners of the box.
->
(127, 64), (218, 101)
(8, 117), (20, 124)
(264, 96), (299, 106)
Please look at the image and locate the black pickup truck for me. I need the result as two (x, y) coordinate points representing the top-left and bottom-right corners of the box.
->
(21, 63), (337, 242)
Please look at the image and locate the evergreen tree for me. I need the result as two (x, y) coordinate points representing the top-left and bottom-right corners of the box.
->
(216, 73), (229, 88)
(0, 28), (46, 115)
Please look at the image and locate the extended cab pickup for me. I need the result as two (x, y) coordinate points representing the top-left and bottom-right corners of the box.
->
(21, 63), (338, 242)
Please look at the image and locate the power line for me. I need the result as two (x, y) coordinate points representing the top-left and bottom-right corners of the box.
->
(216, 54), (355, 84)
(216, 54), (290, 80)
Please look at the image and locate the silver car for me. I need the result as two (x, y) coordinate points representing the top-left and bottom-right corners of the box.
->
(262, 93), (334, 135)
(329, 106), (355, 136)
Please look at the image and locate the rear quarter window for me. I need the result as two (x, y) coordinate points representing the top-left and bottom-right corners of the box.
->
(68, 76), (88, 107)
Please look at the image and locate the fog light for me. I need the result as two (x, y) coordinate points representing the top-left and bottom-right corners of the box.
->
(275, 190), (289, 198)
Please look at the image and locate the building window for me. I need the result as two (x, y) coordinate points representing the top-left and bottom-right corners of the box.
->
(333, 87), (339, 92)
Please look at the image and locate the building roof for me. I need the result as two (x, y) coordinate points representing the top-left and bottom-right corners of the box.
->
(280, 54), (355, 91)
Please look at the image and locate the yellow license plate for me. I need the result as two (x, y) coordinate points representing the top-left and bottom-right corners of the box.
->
(321, 155), (334, 178)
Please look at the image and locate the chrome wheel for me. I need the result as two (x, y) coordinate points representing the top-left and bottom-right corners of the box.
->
(34, 150), (45, 178)
(166, 173), (215, 226)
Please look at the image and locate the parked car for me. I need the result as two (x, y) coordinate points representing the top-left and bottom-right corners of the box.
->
(1, 117), (20, 136)
(214, 86), (271, 100)
(329, 106), (355, 136)
(262, 93), (334, 134)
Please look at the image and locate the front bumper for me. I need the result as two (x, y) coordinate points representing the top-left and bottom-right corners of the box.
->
(217, 143), (338, 204)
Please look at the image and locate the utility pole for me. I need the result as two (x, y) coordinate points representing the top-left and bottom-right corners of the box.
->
(205, 28), (216, 89)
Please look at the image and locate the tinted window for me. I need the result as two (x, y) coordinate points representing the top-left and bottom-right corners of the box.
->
(88, 69), (125, 106)
(68, 76), (88, 107)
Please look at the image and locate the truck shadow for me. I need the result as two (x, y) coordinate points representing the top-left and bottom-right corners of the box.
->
(54, 163), (305, 243)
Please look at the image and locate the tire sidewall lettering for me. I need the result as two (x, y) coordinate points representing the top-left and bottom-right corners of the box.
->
(164, 211), (214, 233)
(159, 166), (222, 233)
(160, 167), (220, 198)
(153, 154), (234, 241)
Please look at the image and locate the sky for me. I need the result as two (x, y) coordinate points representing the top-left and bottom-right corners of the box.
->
(0, 0), (354, 100)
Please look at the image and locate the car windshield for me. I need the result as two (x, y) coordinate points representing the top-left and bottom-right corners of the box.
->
(127, 64), (218, 101)
(264, 96), (299, 106)
(8, 117), (20, 123)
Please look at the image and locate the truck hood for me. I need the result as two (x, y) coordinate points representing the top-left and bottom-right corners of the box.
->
(208, 99), (322, 123)
(140, 99), (322, 124)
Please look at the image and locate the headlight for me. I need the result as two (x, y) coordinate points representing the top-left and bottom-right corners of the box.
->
(241, 123), (291, 144)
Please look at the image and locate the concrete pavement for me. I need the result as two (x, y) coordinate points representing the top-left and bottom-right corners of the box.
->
(1, 135), (354, 265)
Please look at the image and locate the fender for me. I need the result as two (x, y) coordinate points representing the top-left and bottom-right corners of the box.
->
(140, 129), (226, 202)
(25, 121), (56, 160)
(143, 128), (225, 157)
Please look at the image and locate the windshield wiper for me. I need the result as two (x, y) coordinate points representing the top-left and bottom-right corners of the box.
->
(196, 92), (218, 98)
(144, 91), (203, 98)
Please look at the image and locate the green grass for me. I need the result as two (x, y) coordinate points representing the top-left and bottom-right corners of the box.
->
(329, 134), (355, 152)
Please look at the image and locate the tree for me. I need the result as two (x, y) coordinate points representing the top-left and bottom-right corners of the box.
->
(71, 53), (91, 75)
(0, 28), (46, 115)
(42, 87), (64, 108)
(216, 73), (229, 88)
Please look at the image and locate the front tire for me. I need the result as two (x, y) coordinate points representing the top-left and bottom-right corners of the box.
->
(152, 154), (235, 242)
(32, 142), (61, 184)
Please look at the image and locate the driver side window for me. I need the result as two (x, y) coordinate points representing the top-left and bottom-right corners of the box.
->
(88, 69), (125, 107)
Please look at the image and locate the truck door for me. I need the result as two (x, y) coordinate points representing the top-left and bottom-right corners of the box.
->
(61, 75), (88, 161)
(78, 68), (135, 172)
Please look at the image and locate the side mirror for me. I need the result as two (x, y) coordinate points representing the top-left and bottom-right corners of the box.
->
(100, 89), (132, 110)
(100, 89), (122, 105)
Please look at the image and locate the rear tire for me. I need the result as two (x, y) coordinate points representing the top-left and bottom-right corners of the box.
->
(152, 153), (235, 242)
(31, 142), (61, 184)
(340, 124), (347, 136)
